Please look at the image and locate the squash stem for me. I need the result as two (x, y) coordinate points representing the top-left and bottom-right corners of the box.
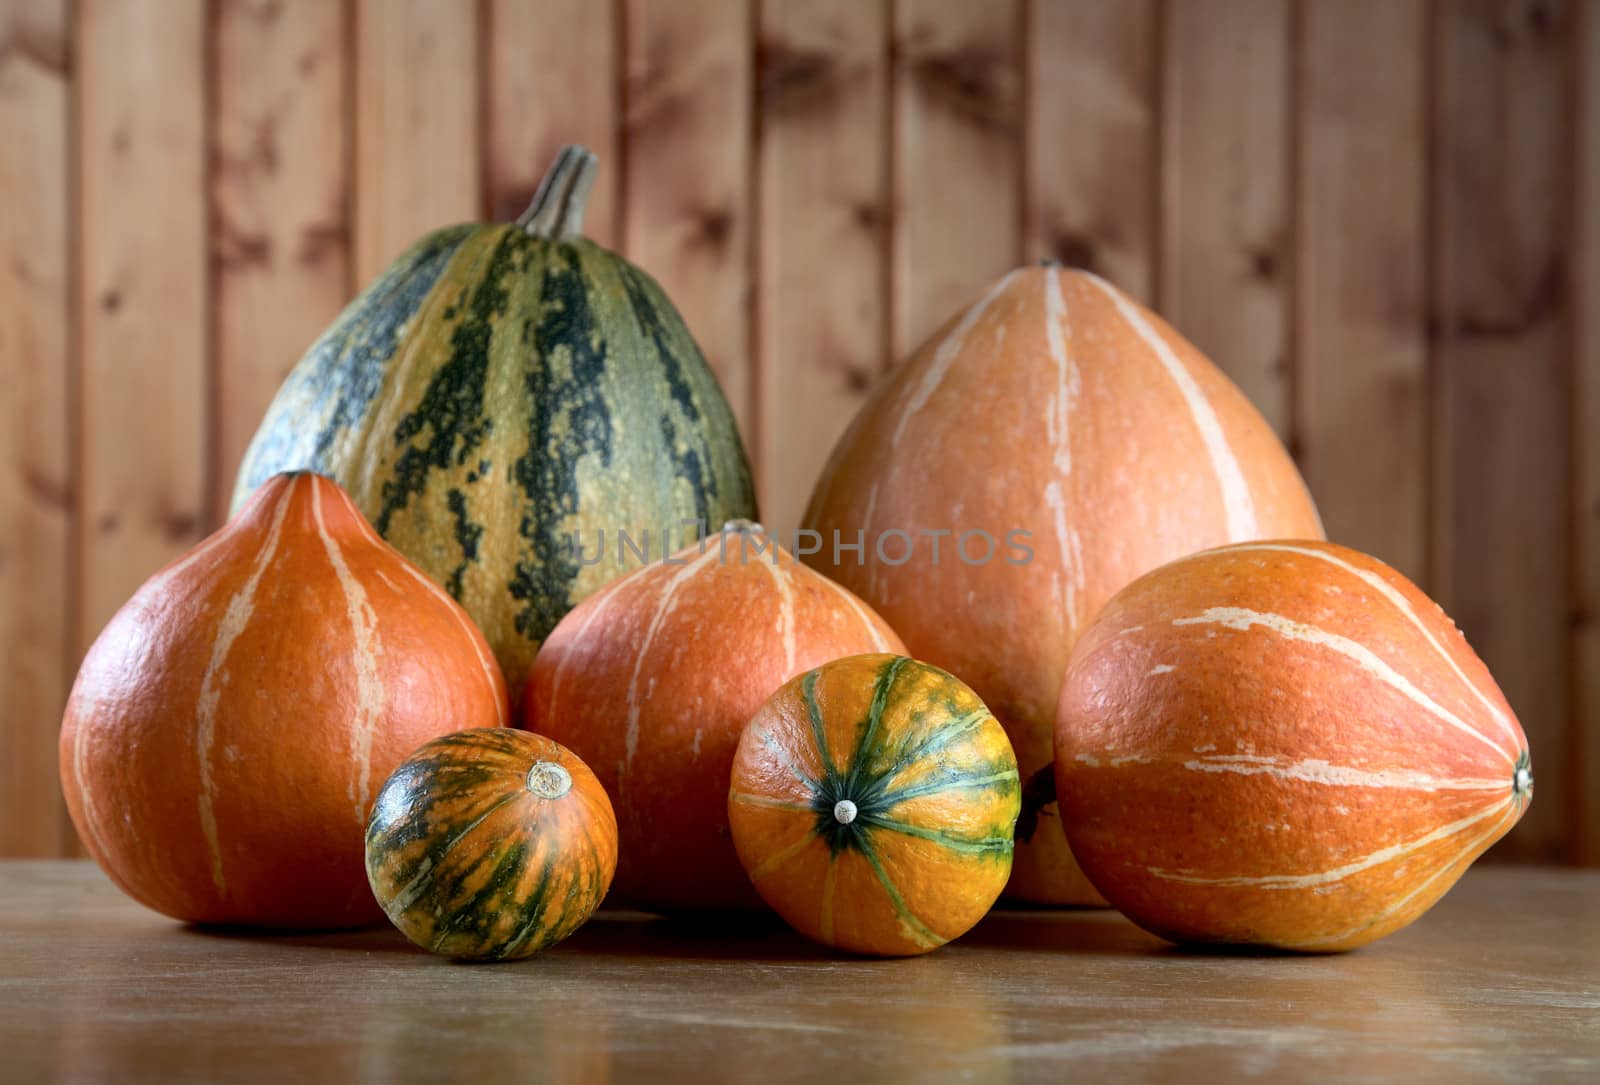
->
(518, 145), (599, 241)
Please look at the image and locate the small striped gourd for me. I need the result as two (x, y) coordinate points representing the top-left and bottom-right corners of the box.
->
(59, 472), (509, 928)
(729, 653), (1020, 956)
(232, 147), (757, 696)
(1056, 540), (1532, 951)
(366, 728), (617, 961)
(802, 265), (1324, 905)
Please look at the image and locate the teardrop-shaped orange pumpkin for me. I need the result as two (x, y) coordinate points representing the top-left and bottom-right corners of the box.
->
(59, 472), (509, 928)
(1056, 540), (1531, 950)
(803, 266), (1324, 904)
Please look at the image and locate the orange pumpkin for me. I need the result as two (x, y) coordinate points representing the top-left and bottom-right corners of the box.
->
(1055, 540), (1532, 951)
(59, 472), (509, 928)
(524, 522), (904, 911)
(729, 654), (1019, 956)
(803, 265), (1324, 904)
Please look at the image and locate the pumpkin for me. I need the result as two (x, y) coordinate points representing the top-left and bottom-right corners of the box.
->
(728, 653), (1019, 956)
(802, 264), (1324, 904)
(365, 728), (616, 960)
(524, 522), (905, 911)
(59, 472), (509, 928)
(1055, 540), (1532, 951)
(231, 145), (757, 698)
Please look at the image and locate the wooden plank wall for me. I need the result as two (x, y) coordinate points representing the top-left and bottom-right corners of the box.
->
(0, 0), (1595, 865)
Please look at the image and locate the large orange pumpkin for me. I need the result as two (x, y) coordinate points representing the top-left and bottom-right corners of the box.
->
(729, 654), (1019, 956)
(59, 472), (509, 928)
(803, 264), (1324, 904)
(524, 522), (904, 911)
(1055, 540), (1531, 951)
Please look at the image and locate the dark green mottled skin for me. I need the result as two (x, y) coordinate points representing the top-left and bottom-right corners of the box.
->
(365, 729), (614, 961)
(232, 222), (757, 691)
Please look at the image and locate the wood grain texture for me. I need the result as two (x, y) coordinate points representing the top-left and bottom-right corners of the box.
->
(755, 0), (887, 537)
(1295, 0), (1428, 582)
(1431, 0), (1575, 864)
(1024, 0), (1155, 303)
(1576, 0), (1599, 867)
(892, 0), (1021, 358)
(623, 0), (754, 443)
(211, 0), (349, 521)
(0, 0), (1595, 867)
(485, 0), (619, 246)
(0, 0), (71, 857)
(353, 0), (479, 283)
(1160, 0), (1291, 435)
(77, 0), (207, 650)
(3, 861), (1598, 1082)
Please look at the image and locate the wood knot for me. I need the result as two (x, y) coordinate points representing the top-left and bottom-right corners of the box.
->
(759, 38), (836, 116)
(853, 202), (885, 233)
(694, 207), (734, 250)
(910, 47), (1016, 133)
(162, 510), (199, 542)
(1052, 233), (1098, 273)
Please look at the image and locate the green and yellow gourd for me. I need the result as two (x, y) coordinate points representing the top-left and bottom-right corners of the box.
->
(232, 147), (757, 693)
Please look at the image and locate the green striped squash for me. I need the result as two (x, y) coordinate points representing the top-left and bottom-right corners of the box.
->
(232, 147), (757, 694)
(366, 728), (617, 960)
(728, 654), (1020, 956)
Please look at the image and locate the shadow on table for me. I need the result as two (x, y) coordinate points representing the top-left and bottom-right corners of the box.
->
(180, 920), (420, 956)
(177, 902), (1308, 963)
(962, 905), (1168, 955)
(553, 909), (843, 964)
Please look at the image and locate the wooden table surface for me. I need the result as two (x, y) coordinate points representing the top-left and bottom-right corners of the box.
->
(2, 861), (1595, 1083)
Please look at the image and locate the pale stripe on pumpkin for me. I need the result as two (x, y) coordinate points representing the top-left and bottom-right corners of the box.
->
(816, 573), (894, 653)
(1083, 272), (1258, 539)
(1209, 542), (1520, 751)
(761, 555), (798, 675)
(545, 574), (626, 721)
(195, 474), (298, 896)
(1042, 267), (1075, 476)
(395, 561), (505, 729)
(311, 479), (388, 822)
(1146, 796), (1513, 890)
(1286, 801), (1520, 949)
(1180, 754), (1510, 792)
(1170, 607), (1510, 762)
(624, 546), (722, 775)
(1045, 480), (1078, 630)
(890, 270), (1018, 449)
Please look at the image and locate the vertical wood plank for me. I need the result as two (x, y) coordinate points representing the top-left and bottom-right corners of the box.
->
(623, 0), (754, 447)
(1433, 0), (1575, 863)
(893, 0), (1021, 357)
(0, 0), (72, 856)
(485, 0), (619, 246)
(354, 0), (479, 283)
(755, 0), (887, 537)
(1160, 0), (1291, 435)
(1295, 0), (1428, 582)
(212, 0), (349, 521)
(78, 0), (207, 646)
(1574, 0), (1599, 866)
(1023, 0), (1155, 303)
